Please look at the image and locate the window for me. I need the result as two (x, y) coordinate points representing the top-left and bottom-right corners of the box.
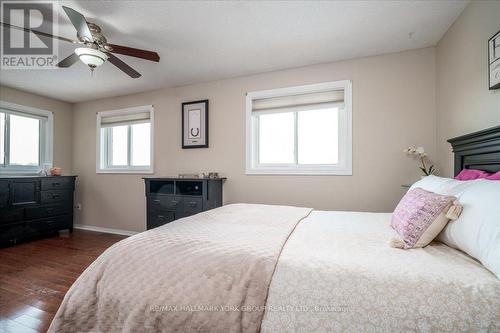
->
(0, 101), (53, 174)
(97, 106), (154, 173)
(246, 80), (352, 175)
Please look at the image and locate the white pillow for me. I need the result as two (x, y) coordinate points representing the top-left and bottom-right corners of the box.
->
(409, 175), (473, 195)
(410, 175), (500, 278)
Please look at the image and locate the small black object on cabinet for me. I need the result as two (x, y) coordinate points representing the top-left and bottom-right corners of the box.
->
(144, 177), (225, 230)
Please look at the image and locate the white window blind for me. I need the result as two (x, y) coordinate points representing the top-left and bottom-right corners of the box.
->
(100, 112), (151, 127)
(252, 90), (344, 113)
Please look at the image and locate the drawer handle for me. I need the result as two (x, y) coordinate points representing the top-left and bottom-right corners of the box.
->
(46, 207), (54, 213)
(157, 215), (165, 219)
(52, 183), (61, 187)
(47, 220), (55, 225)
(171, 201), (178, 205)
(189, 202), (197, 207)
(153, 199), (161, 203)
(52, 194), (60, 199)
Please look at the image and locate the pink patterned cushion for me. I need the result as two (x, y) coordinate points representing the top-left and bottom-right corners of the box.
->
(390, 188), (457, 249)
(455, 169), (491, 180)
(485, 171), (500, 180)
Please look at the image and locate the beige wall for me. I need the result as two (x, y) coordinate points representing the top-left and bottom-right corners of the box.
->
(2, 1), (497, 233)
(436, 0), (500, 176)
(72, 47), (436, 231)
(0, 85), (73, 174)
(1, 1), (496, 233)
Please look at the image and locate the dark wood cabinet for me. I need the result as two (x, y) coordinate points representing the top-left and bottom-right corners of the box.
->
(0, 176), (77, 247)
(144, 177), (225, 230)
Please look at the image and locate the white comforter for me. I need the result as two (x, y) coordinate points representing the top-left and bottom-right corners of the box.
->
(261, 211), (500, 333)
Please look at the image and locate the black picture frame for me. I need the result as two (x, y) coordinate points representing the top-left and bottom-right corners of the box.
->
(182, 99), (209, 149)
(488, 30), (500, 90)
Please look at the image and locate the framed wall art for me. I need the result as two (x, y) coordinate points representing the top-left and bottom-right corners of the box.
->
(489, 30), (500, 90)
(182, 99), (209, 148)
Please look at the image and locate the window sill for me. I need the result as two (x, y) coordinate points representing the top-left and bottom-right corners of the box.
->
(96, 169), (154, 175)
(0, 169), (44, 176)
(245, 167), (352, 176)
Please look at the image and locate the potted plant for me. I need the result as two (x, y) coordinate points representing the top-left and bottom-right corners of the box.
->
(404, 146), (435, 177)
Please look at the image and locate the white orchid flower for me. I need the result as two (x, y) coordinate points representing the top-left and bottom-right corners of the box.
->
(415, 147), (425, 155)
(403, 145), (434, 176)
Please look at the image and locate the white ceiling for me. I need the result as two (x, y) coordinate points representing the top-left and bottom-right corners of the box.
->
(0, 0), (468, 103)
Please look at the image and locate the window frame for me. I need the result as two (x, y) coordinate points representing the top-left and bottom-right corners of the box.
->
(245, 80), (352, 175)
(96, 105), (154, 174)
(0, 101), (53, 175)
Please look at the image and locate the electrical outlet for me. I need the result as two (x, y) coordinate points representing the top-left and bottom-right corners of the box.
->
(75, 203), (82, 210)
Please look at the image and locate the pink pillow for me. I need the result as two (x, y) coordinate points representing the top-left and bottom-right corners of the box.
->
(390, 188), (460, 249)
(486, 171), (500, 180)
(454, 169), (491, 180)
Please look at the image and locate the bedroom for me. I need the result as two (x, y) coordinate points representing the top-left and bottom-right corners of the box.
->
(0, 0), (499, 332)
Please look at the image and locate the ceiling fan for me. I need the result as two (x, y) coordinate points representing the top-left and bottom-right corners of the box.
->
(1, 6), (160, 78)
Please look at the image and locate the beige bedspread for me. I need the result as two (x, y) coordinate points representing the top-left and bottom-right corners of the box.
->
(261, 210), (500, 333)
(48, 204), (312, 333)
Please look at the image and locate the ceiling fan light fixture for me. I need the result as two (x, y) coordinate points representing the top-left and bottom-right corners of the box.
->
(74, 47), (108, 68)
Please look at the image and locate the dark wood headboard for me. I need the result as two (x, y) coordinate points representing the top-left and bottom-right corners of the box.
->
(448, 125), (500, 176)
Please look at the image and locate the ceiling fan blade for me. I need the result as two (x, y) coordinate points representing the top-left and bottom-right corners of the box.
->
(62, 6), (93, 42)
(107, 44), (160, 62)
(1, 22), (78, 44)
(106, 53), (141, 78)
(57, 53), (80, 68)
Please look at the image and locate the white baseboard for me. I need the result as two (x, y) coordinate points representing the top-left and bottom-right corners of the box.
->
(74, 224), (140, 236)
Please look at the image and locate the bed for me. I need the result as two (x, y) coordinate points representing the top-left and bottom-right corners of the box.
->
(49, 126), (500, 333)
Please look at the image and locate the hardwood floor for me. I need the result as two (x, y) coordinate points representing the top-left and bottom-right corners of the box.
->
(0, 230), (126, 333)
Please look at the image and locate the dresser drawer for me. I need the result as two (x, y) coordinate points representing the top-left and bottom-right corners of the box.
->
(0, 181), (9, 193)
(149, 195), (182, 211)
(40, 190), (72, 204)
(182, 198), (203, 214)
(0, 208), (24, 224)
(25, 215), (72, 235)
(148, 211), (175, 229)
(41, 177), (74, 190)
(25, 204), (71, 220)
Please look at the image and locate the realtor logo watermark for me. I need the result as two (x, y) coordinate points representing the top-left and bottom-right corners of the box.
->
(1, 1), (58, 69)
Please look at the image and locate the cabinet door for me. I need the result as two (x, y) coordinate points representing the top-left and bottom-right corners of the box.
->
(0, 181), (9, 207)
(11, 180), (40, 206)
(0, 223), (24, 246)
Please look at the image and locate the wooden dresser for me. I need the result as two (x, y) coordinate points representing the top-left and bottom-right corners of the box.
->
(0, 176), (77, 247)
(144, 177), (225, 230)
